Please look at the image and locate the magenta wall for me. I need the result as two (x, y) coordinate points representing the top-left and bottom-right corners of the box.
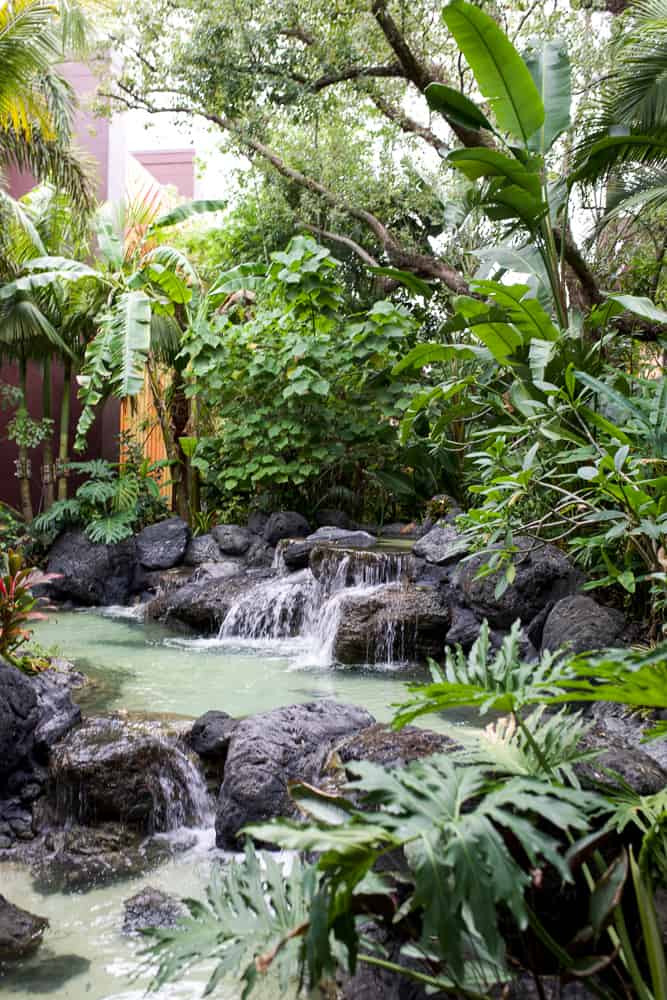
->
(134, 150), (195, 197)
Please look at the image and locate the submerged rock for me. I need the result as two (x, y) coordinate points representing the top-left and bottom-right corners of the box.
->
(455, 536), (582, 629)
(540, 595), (625, 654)
(332, 585), (450, 664)
(123, 886), (186, 934)
(50, 716), (210, 833)
(33, 824), (173, 892)
(0, 895), (48, 960)
(136, 518), (190, 570)
(216, 700), (374, 848)
(47, 530), (136, 605)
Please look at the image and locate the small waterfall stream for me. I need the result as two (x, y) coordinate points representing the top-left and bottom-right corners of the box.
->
(216, 546), (415, 665)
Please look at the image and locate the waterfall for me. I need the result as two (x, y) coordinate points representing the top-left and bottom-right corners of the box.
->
(153, 740), (214, 832)
(215, 544), (416, 666)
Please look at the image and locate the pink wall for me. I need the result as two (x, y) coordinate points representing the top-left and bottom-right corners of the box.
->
(134, 149), (195, 198)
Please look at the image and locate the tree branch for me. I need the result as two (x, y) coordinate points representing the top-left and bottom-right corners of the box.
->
(299, 223), (380, 266)
(366, 89), (444, 151)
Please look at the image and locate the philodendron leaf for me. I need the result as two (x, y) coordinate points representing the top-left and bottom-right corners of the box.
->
(442, 0), (544, 145)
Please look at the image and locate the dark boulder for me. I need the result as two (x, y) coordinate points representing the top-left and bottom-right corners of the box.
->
(187, 711), (239, 783)
(31, 661), (83, 759)
(247, 511), (269, 536)
(136, 518), (190, 570)
(183, 534), (223, 566)
(335, 724), (457, 771)
(146, 573), (266, 634)
(123, 886), (186, 934)
(263, 511), (310, 546)
(212, 524), (253, 556)
(575, 724), (667, 796)
(49, 716), (208, 833)
(47, 530), (136, 605)
(455, 536), (582, 629)
(413, 525), (468, 565)
(244, 538), (275, 567)
(541, 595), (625, 655)
(332, 585), (450, 664)
(281, 528), (376, 571)
(0, 667), (38, 785)
(0, 895), (48, 960)
(215, 700), (374, 847)
(444, 605), (482, 650)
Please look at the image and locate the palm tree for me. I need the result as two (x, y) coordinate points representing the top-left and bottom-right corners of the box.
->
(0, 0), (96, 230)
(575, 0), (667, 222)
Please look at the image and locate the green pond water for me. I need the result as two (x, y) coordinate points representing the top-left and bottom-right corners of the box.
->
(1, 608), (455, 1000)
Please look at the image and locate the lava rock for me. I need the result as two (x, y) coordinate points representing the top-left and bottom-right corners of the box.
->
(332, 585), (450, 664)
(334, 724), (457, 771)
(215, 700), (374, 847)
(455, 536), (582, 629)
(309, 527), (377, 547)
(136, 518), (190, 570)
(31, 662), (82, 759)
(183, 534), (223, 566)
(540, 595), (625, 655)
(33, 824), (172, 892)
(263, 511), (311, 546)
(575, 727), (667, 796)
(444, 605), (482, 650)
(212, 524), (253, 556)
(282, 529), (377, 571)
(187, 711), (239, 764)
(243, 538), (275, 567)
(413, 525), (468, 565)
(247, 511), (269, 536)
(123, 886), (186, 934)
(0, 894), (48, 960)
(0, 666), (38, 785)
(49, 716), (205, 832)
(146, 572), (268, 634)
(47, 530), (136, 605)
(315, 509), (355, 530)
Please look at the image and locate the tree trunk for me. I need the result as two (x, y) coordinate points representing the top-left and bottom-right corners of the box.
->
(57, 360), (72, 501)
(18, 360), (33, 523)
(42, 357), (55, 510)
(146, 359), (190, 520)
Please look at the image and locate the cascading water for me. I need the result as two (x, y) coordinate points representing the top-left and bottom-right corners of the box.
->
(216, 545), (416, 666)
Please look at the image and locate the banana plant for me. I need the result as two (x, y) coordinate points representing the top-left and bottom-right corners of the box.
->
(427, 0), (573, 326)
(1, 196), (226, 516)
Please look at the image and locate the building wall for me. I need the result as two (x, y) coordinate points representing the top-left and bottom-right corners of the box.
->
(133, 149), (195, 198)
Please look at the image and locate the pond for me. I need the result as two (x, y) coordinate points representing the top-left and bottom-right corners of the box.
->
(1, 607), (457, 1000)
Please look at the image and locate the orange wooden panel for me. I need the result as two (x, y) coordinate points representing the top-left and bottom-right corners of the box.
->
(120, 371), (172, 503)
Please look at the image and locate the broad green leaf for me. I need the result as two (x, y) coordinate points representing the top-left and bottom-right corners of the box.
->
(442, 0), (544, 144)
(366, 266), (434, 299)
(210, 262), (267, 296)
(472, 281), (560, 342)
(448, 148), (541, 196)
(425, 81), (493, 133)
(152, 199), (227, 229)
(392, 341), (490, 374)
(589, 852), (628, 937)
(525, 40), (571, 154)
(473, 242), (552, 309)
(608, 294), (667, 324)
